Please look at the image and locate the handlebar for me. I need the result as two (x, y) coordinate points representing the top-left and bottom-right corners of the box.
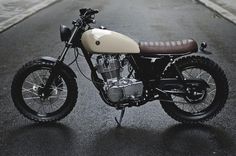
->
(80, 8), (99, 17)
(78, 8), (99, 25)
(72, 8), (99, 28)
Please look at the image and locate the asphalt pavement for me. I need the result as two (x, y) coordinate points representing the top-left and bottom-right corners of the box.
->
(0, 0), (236, 156)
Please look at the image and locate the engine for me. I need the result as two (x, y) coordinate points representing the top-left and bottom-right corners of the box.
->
(96, 55), (143, 103)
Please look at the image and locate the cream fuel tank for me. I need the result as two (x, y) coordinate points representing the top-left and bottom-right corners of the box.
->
(81, 28), (140, 53)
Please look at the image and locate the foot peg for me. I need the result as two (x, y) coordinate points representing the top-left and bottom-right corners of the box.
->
(115, 108), (125, 127)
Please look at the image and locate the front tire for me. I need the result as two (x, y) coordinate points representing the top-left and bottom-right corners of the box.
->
(160, 56), (228, 123)
(11, 59), (78, 123)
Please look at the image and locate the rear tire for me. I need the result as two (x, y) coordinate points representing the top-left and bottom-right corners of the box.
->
(11, 59), (78, 123)
(160, 56), (228, 124)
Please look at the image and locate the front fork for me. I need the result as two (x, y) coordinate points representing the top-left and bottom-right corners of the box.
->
(41, 26), (79, 98)
(41, 47), (69, 99)
(40, 61), (62, 98)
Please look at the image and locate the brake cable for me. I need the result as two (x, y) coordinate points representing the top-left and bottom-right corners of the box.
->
(73, 48), (104, 85)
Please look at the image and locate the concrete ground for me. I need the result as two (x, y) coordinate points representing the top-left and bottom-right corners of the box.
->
(0, 0), (236, 156)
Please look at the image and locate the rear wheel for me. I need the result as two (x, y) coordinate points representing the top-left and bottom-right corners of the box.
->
(160, 56), (228, 123)
(11, 59), (78, 123)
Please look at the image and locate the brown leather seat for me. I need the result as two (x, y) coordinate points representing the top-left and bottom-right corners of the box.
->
(139, 39), (198, 55)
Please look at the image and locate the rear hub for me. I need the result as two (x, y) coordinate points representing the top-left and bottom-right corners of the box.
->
(184, 86), (207, 104)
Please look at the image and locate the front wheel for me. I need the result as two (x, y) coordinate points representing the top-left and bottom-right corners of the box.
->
(11, 59), (78, 123)
(160, 56), (228, 123)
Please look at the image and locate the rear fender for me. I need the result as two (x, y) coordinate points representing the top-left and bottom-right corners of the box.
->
(39, 56), (77, 78)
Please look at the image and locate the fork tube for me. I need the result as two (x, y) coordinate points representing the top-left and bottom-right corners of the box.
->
(58, 46), (69, 62)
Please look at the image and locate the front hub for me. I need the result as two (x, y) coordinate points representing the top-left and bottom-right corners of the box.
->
(37, 85), (53, 100)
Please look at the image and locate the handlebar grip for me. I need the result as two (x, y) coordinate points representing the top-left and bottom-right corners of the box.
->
(92, 9), (99, 14)
(87, 9), (99, 15)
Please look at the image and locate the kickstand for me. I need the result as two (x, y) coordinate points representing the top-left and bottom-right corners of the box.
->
(115, 108), (125, 127)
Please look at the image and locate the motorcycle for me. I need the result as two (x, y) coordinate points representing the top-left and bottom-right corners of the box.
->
(11, 8), (229, 126)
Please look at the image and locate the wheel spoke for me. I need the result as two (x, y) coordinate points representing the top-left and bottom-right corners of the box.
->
(196, 70), (205, 78)
(23, 97), (40, 100)
(22, 87), (34, 92)
(182, 71), (191, 78)
(191, 105), (198, 113)
(32, 72), (40, 84)
(57, 87), (67, 92)
(189, 68), (193, 76)
(172, 99), (188, 105)
(182, 101), (185, 110)
(208, 83), (215, 86)
(25, 80), (42, 87)
(37, 104), (44, 114)
(204, 96), (212, 104)
(208, 89), (216, 95)
(59, 97), (66, 100)
(207, 75), (212, 83)
(182, 70), (193, 78)
(56, 81), (64, 88)
(36, 71), (45, 85)
(201, 102), (208, 107)
(48, 95), (67, 99)
(22, 88), (39, 96)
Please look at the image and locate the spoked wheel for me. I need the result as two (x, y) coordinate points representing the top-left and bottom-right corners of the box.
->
(11, 59), (78, 123)
(171, 67), (215, 113)
(160, 56), (228, 123)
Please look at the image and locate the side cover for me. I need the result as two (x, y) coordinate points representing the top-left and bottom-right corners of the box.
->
(81, 28), (140, 53)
